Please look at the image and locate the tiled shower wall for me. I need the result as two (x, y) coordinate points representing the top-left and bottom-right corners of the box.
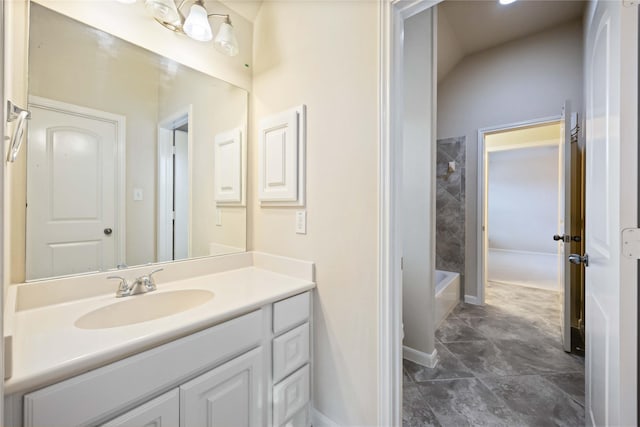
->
(436, 136), (466, 288)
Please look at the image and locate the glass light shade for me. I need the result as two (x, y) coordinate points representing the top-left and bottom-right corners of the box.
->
(499, 0), (517, 4)
(214, 22), (239, 56)
(183, 4), (213, 42)
(145, 0), (180, 24)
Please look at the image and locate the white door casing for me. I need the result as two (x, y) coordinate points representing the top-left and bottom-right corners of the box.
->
(156, 107), (192, 262)
(174, 129), (189, 260)
(26, 97), (125, 280)
(558, 101), (573, 352)
(584, 1), (638, 425)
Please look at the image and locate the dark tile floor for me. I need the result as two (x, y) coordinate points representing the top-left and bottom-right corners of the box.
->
(403, 282), (585, 427)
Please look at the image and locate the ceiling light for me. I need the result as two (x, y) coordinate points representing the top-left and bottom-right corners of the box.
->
(214, 18), (239, 57)
(120, 0), (239, 56)
(145, 0), (180, 25)
(499, 0), (518, 4)
(183, 4), (213, 41)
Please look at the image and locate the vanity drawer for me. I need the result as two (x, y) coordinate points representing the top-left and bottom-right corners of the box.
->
(273, 323), (309, 383)
(23, 310), (262, 427)
(273, 365), (310, 427)
(273, 292), (310, 335)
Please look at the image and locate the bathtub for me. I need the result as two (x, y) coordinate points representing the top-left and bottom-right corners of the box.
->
(435, 269), (460, 327)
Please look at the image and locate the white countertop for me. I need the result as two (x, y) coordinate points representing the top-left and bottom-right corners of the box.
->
(5, 266), (314, 395)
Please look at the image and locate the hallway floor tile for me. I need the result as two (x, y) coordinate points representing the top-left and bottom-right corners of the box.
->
(403, 282), (585, 427)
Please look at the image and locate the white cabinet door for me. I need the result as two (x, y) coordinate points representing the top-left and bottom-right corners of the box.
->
(101, 390), (179, 427)
(180, 347), (263, 427)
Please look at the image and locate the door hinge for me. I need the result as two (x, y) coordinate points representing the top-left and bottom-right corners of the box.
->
(172, 146), (177, 155)
(171, 210), (176, 221)
(622, 228), (640, 258)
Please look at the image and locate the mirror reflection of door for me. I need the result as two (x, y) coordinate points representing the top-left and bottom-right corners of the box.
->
(173, 127), (189, 261)
(26, 97), (125, 280)
(157, 111), (191, 263)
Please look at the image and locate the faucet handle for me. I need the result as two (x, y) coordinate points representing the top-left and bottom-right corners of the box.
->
(142, 268), (164, 290)
(148, 268), (164, 279)
(107, 275), (130, 296)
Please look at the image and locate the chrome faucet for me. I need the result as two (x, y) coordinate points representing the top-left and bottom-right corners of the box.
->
(107, 268), (164, 298)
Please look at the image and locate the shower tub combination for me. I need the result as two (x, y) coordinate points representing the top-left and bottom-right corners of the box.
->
(435, 269), (460, 327)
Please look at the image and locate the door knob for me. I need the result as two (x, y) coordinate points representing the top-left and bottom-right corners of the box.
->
(104, 228), (113, 235)
(568, 253), (589, 267)
(553, 234), (568, 242)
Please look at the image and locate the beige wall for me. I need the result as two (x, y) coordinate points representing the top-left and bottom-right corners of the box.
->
(437, 19), (584, 298)
(251, 1), (379, 424)
(158, 67), (247, 255)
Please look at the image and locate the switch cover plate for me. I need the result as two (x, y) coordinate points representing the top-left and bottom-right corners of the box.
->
(295, 211), (306, 234)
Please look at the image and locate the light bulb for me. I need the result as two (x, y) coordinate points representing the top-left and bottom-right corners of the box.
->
(145, 0), (180, 24)
(183, 4), (213, 42)
(214, 21), (239, 56)
(499, 0), (518, 4)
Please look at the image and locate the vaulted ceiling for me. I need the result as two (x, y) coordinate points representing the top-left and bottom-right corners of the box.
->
(438, 0), (586, 81)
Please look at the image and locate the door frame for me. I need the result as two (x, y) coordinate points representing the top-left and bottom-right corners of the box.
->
(156, 105), (193, 262)
(26, 95), (127, 271)
(378, 0), (442, 424)
(476, 115), (561, 304)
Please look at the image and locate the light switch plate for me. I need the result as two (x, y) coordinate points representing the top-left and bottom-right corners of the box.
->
(295, 210), (306, 234)
(133, 188), (143, 201)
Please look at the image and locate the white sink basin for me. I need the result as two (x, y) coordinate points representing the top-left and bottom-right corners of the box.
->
(75, 290), (214, 329)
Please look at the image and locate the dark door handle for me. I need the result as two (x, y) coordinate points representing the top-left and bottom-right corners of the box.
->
(553, 234), (567, 242)
(104, 228), (113, 235)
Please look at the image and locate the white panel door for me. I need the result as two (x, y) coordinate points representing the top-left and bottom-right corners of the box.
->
(101, 389), (179, 427)
(180, 347), (263, 427)
(26, 103), (121, 280)
(584, 1), (637, 425)
(174, 129), (189, 260)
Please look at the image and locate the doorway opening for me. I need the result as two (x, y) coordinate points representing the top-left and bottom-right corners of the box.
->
(482, 121), (562, 293)
(157, 107), (192, 262)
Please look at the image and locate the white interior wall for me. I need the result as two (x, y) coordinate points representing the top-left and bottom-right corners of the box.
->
(402, 9), (436, 361)
(250, 2), (379, 424)
(488, 145), (559, 253)
(437, 19), (584, 298)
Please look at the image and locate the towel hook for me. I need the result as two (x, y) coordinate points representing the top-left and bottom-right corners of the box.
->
(6, 100), (31, 163)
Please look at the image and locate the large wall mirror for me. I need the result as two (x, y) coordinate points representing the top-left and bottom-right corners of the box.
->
(21, 3), (248, 281)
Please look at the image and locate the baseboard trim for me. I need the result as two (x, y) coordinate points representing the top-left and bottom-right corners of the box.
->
(311, 407), (340, 427)
(402, 346), (439, 368)
(464, 295), (481, 305)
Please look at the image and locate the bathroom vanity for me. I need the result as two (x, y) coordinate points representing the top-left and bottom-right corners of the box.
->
(3, 253), (314, 427)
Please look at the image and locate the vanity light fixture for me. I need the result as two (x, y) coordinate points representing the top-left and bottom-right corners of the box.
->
(498, 0), (518, 4)
(142, 0), (239, 56)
